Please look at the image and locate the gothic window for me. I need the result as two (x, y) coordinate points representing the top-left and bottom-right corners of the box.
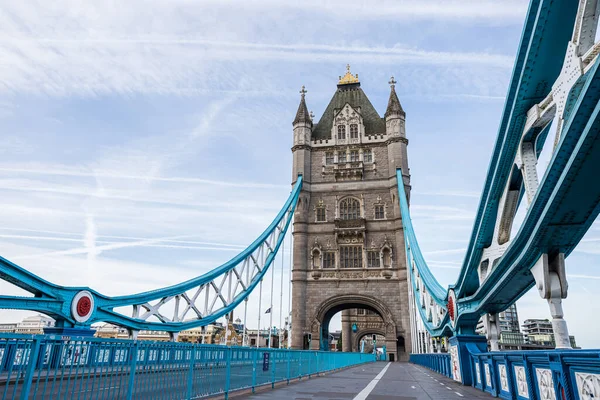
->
(350, 124), (358, 139)
(325, 152), (334, 165)
(363, 149), (373, 163)
(323, 252), (335, 269)
(337, 125), (346, 139)
(357, 309), (365, 315)
(339, 197), (361, 220)
(340, 246), (362, 268)
(350, 150), (359, 162)
(367, 251), (380, 268)
(375, 205), (385, 220)
(338, 151), (347, 163)
(316, 207), (326, 222)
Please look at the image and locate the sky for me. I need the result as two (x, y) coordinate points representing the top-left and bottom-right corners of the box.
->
(0, 0), (598, 348)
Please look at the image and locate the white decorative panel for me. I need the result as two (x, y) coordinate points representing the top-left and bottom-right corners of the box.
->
(576, 372), (600, 400)
(449, 345), (461, 382)
(499, 364), (509, 392)
(535, 368), (555, 400)
(476, 363), (481, 384)
(514, 365), (529, 398)
(485, 363), (491, 387)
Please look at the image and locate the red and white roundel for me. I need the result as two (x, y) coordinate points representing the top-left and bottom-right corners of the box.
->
(447, 289), (457, 327)
(71, 291), (94, 323)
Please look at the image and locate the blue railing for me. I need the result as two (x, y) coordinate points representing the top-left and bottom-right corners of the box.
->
(409, 353), (451, 379)
(0, 333), (375, 400)
(410, 350), (600, 399)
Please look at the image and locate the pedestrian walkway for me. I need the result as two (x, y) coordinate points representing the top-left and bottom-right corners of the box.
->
(238, 362), (492, 399)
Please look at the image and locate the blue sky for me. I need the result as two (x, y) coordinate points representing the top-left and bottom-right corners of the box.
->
(0, 0), (598, 347)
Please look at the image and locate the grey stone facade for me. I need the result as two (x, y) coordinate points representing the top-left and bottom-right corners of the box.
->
(290, 69), (412, 361)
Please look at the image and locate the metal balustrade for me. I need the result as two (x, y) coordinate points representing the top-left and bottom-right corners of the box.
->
(409, 354), (451, 379)
(410, 349), (600, 399)
(0, 334), (375, 400)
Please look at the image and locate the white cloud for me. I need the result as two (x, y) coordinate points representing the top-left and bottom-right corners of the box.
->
(0, 0), (516, 97)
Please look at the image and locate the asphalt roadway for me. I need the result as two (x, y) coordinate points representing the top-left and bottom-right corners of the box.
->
(237, 362), (494, 400)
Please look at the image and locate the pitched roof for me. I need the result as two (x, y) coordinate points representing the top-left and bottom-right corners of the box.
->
(312, 82), (385, 140)
(293, 92), (312, 126)
(385, 85), (405, 117)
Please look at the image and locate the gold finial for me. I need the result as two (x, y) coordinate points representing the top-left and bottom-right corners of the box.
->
(338, 64), (360, 85)
(300, 85), (307, 98)
(389, 76), (397, 88)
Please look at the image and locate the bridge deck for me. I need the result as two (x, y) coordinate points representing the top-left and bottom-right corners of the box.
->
(238, 362), (492, 399)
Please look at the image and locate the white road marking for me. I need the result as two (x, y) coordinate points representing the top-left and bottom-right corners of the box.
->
(455, 392), (464, 397)
(446, 387), (452, 390)
(352, 363), (391, 400)
(79, 386), (119, 393)
(411, 386), (416, 389)
(440, 383), (445, 386)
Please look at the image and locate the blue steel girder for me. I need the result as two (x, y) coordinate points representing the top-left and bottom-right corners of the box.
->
(0, 176), (303, 332)
(397, 169), (452, 337)
(455, 0), (579, 299)
(455, 56), (600, 324)
(399, 0), (600, 336)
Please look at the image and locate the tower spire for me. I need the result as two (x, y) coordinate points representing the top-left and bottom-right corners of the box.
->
(293, 85), (312, 126)
(385, 76), (404, 118)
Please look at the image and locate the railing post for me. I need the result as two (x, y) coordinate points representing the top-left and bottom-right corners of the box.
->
(20, 337), (41, 400)
(224, 347), (231, 399)
(126, 341), (139, 400)
(286, 350), (291, 384)
(251, 348), (257, 393)
(186, 345), (196, 400)
(271, 350), (275, 388)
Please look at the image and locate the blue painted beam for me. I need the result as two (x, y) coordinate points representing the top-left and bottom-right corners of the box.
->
(0, 177), (303, 332)
(455, 0), (579, 299)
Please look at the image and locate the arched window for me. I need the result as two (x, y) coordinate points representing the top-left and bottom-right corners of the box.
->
(350, 124), (358, 139)
(337, 125), (346, 139)
(339, 197), (361, 220)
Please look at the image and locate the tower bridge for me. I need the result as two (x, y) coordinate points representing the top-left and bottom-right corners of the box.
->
(1, 0), (600, 399)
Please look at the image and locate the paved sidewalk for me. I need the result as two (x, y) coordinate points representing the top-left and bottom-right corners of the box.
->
(238, 362), (492, 399)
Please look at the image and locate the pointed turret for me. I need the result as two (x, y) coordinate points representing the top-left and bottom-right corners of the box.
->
(385, 77), (404, 118)
(384, 75), (410, 200)
(291, 85), (312, 184)
(293, 86), (312, 127)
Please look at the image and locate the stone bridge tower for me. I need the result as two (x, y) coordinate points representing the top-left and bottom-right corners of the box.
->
(290, 66), (412, 361)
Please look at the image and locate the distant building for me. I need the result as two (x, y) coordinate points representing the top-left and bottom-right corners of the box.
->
(15, 315), (55, 334)
(499, 304), (520, 333)
(245, 329), (280, 348)
(521, 319), (578, 348)
(0, 323), (17, 333)
(522, 319), (553, 336)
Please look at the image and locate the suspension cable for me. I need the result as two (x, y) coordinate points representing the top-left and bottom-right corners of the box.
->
(279, 236), (285, 349)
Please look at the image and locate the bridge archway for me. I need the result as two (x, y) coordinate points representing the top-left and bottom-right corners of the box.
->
(353, 329), (386, 353)
(309, 294), (399, 358)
